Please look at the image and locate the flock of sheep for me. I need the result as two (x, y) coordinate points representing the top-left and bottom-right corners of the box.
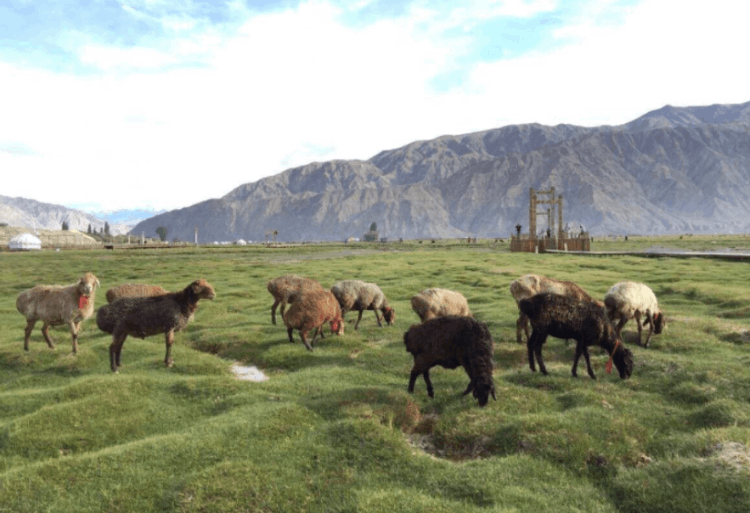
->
(14, 271), (665, 407)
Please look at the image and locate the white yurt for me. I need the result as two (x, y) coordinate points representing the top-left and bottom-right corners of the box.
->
(235, 239), (247, 245)
(9, 233), (42, 251)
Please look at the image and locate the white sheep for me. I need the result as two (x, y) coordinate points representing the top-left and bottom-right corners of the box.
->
(604, 281), (665, 348)
(410, 288), (471, 322)
(16, 272), (101, 353)
(330, 280), (395, 330)
(510, 274), (597, 344)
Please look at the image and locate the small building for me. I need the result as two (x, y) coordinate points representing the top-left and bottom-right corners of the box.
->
(8, 233), (42, 251)
(235, 239), (247, 245)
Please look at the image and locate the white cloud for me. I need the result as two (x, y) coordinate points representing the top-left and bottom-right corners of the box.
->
(1, 0), (749, 213)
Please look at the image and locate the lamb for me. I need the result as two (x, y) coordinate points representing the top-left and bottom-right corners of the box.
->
(283, 289), (344, 351)
(410, 288), (471, 322)
(604, 281), (666, 348)
(106, 283), (168, 303)
(16, 272), (101, 353)
(403, 316), (496, 407)
(96, 279), (216, 372)
(510, 274), (597, 344)
(519, 293), (634, 380)
(330, 280), (396, 330)
(267, 275), (325, 325)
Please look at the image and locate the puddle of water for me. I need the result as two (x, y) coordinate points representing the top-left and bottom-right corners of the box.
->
(230, 363), (269, 382)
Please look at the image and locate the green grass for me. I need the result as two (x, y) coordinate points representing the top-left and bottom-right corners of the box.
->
(1, 239), (749, 512)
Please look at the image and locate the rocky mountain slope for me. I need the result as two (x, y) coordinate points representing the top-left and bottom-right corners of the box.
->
(131, 100), (750, 242)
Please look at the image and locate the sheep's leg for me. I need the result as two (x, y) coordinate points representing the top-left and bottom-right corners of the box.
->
(644, 313), (654, 348)
(374, 309), (383, 327)
(41, 322), (56, 349)
(67, 321), (79, 354)
(634, 312), (643, 346)
(408, 367), (420, 394)
(310, 327), (321, 347)
(271, 299), (281, 325)
(614, 317), (627, 339)
(164, 330), (175, 368)
(354, 310), (364, 330)
(516, 313), (529, 344)
(534, 342), (548, 376)
(23, 319), (36, 351)
(287, 327), (295, 344)
(423, 369), (435, 398)
(572, 343), (582, 377)
(110, 333), (127, 372)
(462, 379), (475, 396)
(300, 330), (313, 351)
(527, 332), (537, 372)
(528, 331), (549, 374)
(581, 346), (596, 379)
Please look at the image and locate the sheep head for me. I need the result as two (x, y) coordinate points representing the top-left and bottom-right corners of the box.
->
(78, 273), (100, 297)
(330, 318), (345, 335)
(189, 279), (216, 301)
(613, 343), (634, 379)
(652, 312), (666, 334)
(383, 306), (396, 325)
(473, 375), (496, 407)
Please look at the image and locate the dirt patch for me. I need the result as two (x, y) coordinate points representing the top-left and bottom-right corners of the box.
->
(705, 442), (750, 473)
(230, 363), (269, 382)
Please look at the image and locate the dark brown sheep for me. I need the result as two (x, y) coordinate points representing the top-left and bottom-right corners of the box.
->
(283, 289), (344, 351)
(519, 293), (634, 380)
(267, 275), (325, 325)
(403, 316), (496, 407)
(96, 279), (216, 372)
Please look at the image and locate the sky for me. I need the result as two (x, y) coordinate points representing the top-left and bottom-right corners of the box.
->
(1, 0), (749, 215)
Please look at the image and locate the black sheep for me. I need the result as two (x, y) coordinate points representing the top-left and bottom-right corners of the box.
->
(403, 315), (496, 406)
(96, 279), (216, 372)
(519, 293), (634, 379)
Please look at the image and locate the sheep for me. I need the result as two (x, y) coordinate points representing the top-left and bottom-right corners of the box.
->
(267, 275), (325, 325)
(410, 288), (471, 322)
(510, 274), (597, 344)
(106, 283), (168, 303)
(519, 293), (634, 380)
(96, 279), (216, 372)
(403, 316), (496, 407)
(283, 289), (344, 351)
(604, 281), (666, 348)
(16, 272), (101, 354)
(330, 280), (396, 330)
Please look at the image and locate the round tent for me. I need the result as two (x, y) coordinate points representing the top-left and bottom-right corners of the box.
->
(9, 233), (42, 251)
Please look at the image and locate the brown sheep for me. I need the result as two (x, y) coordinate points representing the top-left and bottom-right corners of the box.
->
(410, 288), (471, 322)
(267, 275), (325, 325)
(330, 280), (396, 330)
(96, 279), (216, 372)
(404, 316), (496, 407)
(106, 283), (168, 303)
(283, 289), (344, 351)
(510, 274), (599, 344)
(16, 272), (101, 353)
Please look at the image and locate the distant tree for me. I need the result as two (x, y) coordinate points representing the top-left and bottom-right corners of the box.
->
(370, 222), (377, 232)
(104, 222), (111, 237)
(87, 224), (92, 234)
(156, 226), (168, 241)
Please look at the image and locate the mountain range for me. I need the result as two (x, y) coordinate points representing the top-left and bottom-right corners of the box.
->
(130, 100), (750, 241)
(5, 100), (750, 241)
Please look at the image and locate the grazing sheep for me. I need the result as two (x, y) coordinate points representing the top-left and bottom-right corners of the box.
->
(604, 281), (665, 348)
(96, 279), (215, 372)
(410, 288), (471, 322)
(519, 293), (634, 380)
(267, 275), (325, 325)
(330, 280), (396, 330)
(283, 289), (344, 351)
(403, 316), (496, 407)
(106, 283), (168, 303)
(16, 272), (101, 353)
(510, 274), (596, 344)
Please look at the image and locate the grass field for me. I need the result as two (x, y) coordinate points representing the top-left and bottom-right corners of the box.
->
(1, 237), (749, 512)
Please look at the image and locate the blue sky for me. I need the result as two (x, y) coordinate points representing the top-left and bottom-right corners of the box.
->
(1, 0), (748, 213)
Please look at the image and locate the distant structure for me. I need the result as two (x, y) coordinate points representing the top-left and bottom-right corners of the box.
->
(8, 233), (42, 251)
(511, 187), (590, 252)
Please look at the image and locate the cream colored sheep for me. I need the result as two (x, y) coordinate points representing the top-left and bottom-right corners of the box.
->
(106, 283), (168, 303)
(330, 280), (395, 330)
(410, 288), (471, 322)
(604, 281), (665, 347)
(16, 272), (101, 353)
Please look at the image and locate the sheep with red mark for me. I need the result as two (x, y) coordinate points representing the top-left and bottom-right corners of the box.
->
(519, 293), (634, 380)
(330, 280), (395, 330)
(604, 281), (666, 348)
(267, 275), (325, 325)
(96, 279), (215, 372)
(106, 283), (168, 303)
(510, 274), (597, 344)
(16, 272), (101, 353)
(410, 288), (471, 322)
(283, 289), (344, 351)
